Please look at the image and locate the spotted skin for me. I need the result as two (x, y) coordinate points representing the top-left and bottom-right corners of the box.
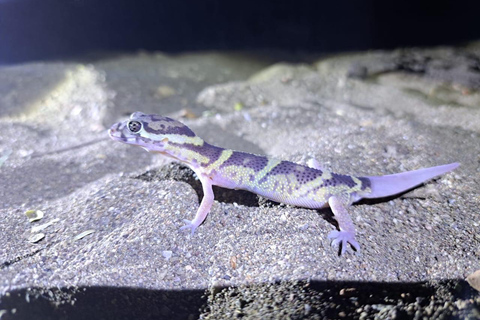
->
(109, 112), (459, 255)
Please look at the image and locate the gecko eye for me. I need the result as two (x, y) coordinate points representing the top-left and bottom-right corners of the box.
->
(127, 120), (142, 133)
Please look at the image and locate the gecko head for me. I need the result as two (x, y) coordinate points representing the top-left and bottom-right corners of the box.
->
(108, 112), (199, 152)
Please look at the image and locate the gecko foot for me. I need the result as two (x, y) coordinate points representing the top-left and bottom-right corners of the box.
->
(179, 219), (199, 236)
(327, 230), (360, 255)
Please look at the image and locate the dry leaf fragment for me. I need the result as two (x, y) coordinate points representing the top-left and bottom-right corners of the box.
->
(28, 233), (45, 243)
(25, 210), (44, 222)
(31, 218), (59, 233)
(73, 230), (95, 241)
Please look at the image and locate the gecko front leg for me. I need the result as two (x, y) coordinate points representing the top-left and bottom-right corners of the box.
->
(327, 196), (360, 255)
(180, 175), (214, 235)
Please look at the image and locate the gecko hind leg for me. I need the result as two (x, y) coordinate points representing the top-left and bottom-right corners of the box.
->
(180, 176), (214, 236)
(327, 196), (360, 255)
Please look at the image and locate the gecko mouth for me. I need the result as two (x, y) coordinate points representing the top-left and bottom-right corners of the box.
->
(108, 122), (147, 146)
(108, 122), (121, 137)
(108, 122), (130, 142)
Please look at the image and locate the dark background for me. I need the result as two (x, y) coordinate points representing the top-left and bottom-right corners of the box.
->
(1, 0), (479, 64)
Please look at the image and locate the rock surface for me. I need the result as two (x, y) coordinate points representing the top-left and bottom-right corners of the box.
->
(1, 46), (479, 318)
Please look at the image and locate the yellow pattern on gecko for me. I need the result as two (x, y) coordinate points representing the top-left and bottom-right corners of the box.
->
(109, 112), (459, 255)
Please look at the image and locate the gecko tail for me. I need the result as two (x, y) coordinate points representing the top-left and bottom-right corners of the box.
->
(361, 162), (459, 199)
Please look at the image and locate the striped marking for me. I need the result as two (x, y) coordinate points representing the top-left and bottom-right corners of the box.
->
(165, 141), (211, 164)
(206, 149), (234, 172)
(351, 176), (364, 191)
(158, 134), (205, 146)
(255, 158), (283, 189)
(291, 173), (362, 200)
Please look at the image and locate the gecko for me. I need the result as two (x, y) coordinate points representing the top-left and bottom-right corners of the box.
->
(109, 112), (459, 254)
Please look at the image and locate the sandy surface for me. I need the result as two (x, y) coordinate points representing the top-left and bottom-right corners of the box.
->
(1, 46), (479, 318)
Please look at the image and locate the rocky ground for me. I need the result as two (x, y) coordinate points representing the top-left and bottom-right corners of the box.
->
(1, 45), (479, 319)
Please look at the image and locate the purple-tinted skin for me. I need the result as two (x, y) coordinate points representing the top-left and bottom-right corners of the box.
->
(109, 112), (459, 255)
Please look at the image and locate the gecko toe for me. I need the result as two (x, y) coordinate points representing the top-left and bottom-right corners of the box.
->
(179, 219), (198, 236)
(327, 230), (360, 255)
